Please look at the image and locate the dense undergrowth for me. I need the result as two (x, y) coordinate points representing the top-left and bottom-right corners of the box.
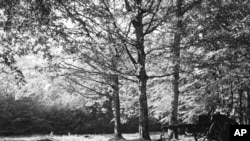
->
(0, 96), (161, 136)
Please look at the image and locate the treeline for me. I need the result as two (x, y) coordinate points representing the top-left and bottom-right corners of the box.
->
(2, 0), (250, 139)
(0, 95), (160, 136)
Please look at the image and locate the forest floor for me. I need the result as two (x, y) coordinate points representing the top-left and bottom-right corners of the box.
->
(0, 133), (196, 141)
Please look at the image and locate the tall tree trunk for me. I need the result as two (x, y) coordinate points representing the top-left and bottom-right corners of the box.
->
(138, 68), (150, 140)
(136, 26), (151, 141)
(247, 90), (250, 124)
(105, 0), (122, 136)
(132, 1), (151, 140)
(109, 51), (123, 138)
(231, 81), (234, 114)
(239, 88), (243, 124)
(169, 0), (183, 139)
(111, 74), (122, 138)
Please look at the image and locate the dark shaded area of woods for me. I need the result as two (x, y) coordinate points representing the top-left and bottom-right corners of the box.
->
(1, 0), (250, 140)
(0, 96), (161, 136)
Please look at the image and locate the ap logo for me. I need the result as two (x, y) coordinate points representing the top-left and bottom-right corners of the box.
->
(230, 125), (250, 141)
(234, 129), (247, 136)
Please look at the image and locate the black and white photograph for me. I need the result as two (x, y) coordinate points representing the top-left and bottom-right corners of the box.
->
(0, 0), (249, 141)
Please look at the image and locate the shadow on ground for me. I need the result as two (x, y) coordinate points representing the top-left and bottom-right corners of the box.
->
(108, 137), (163, 141)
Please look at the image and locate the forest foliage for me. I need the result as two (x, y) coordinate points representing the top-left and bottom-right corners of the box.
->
(1, 0), (250, 139)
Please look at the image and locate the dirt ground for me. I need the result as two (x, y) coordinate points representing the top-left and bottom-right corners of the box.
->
(0, 133), (196, 141)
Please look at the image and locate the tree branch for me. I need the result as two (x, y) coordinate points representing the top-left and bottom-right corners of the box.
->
(181, 0), (203, 15)
(148, 72), (174, 79)
(124, 43), (137, 65)
(67, 77), (110, 97)
(144, 0), (162, 35)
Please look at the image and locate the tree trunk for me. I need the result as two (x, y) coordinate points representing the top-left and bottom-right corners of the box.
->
(169, 0), (183, 139)
(247, 91), (250, 124)
(231, 81), (234, 114)
(239, 88), (243, 124)
(111, 74), (122, 138)
(132, 2), (151, 140)
(138, 70), (150, 140)
(109, 51), (123, 138)
(169, 65), (180, 139)
(136, 26), (151, 141)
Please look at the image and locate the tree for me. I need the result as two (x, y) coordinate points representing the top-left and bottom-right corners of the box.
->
(179, 0), (250, 124)
(118, 1), (168, 139)
(47, 0), (170, 139)
(163, 0), (203, 139)
(4, 0), (250, 140)
(0, 0), (125, 137)
(41, 1), (126, 137)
